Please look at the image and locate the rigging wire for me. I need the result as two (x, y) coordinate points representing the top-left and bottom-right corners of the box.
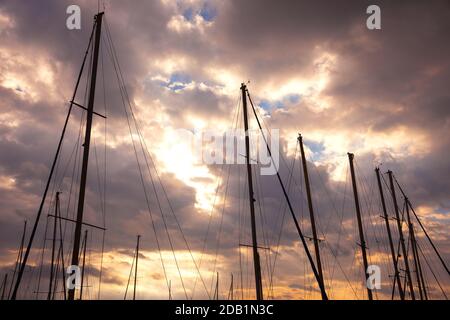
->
(416, 241), (448, 299)
(103, 17), (216, 299)
(191, 92), (241, 299)
(97, 34), (108, 299)
(251, 95), (358, 298)
(267, 142), (297, 298)
(124, 245), (136, 300)
(250, 91), (359, 299)
(246, 90), (328, 299)
(101, 25), (173, 296)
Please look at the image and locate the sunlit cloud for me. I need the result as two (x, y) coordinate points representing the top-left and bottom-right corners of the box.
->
(0, 0), (448, 300)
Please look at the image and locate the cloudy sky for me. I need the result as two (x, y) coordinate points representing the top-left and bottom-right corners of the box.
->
(0, 0), (449, 300)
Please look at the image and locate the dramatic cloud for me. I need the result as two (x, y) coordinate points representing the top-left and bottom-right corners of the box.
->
(0, 0), (448, 300)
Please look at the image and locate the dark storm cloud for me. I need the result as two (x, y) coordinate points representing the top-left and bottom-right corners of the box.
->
(0, 0), (449, 299)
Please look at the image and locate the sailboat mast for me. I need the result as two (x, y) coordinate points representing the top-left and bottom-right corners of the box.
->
(0, 274), (7, 300)
(405, 198), (425, 300)
(47, 192), (60, 300)
(10, 18), (96, 300)
(56, 197), (67, 300)
(215, 272), (219, 300)
(68, 12), (104, 300)
(395, 180), (449, 275)
(245, 90), (327, 300)
(348, 153), (373, 300)
(414, 234), (428, 300)
(169, 280), (172, 300)
(375, 168), (404, 300)
(133, 235), (140, 300)
(241, 83), (263, 300)
(387, 170), (415, 300)
(8, 220), (27, 299)
(298, 134), (326, 299)
(79, 230), (88, 300)
(228, 273), (234, 300)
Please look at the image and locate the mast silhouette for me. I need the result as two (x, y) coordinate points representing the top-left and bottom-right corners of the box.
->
(8, 220), (27, 299)
(348, 153), (373, 300)
(133, 235), (140, 300)
(7, 9), (447, 302)
(57, 196), (67, 300)
(246, 89), (328, 300)
(169, 280), (172, 300)
(10, 15), (96, 300)
(47, 192), (60, 300)
(393, 178), (449, 276)
(298, 134), (326, 300)
(375, 167), (404, 300)
(79, 230), (88, 300)
(68, 12), (104, 300)
(228, 273), (234, 300)
(1, 274), (7, 300)
(405, 197), (427, 300)
(387, 170), (415, 300)
(214, 272), (219, 300)
(241, 83), (264, 300)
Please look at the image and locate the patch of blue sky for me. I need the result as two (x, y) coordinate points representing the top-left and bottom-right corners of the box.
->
(169, 83), (188, 91)
(259, 99), (284, 111)
(181, 2), (217, 22)
(182, 7), (194, 21)
(304, 139), (326, 162)
(167, 73), (192, 91)
(259, 94), (301, 111)
(435, 205), (450, 215)
(199, 3), (217, 21)
(169, 72), (191, 84)
(286, 93), (301, 104)
(148, 72), (193, 91)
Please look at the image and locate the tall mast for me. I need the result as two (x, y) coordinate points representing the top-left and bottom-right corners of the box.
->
(47, 192), (60, 300)
(375, 168), (404, 300)
(169, 280), (172, 300)
(348, 153), (373, 300)
(394, 180), (449, 276)
(228, 273), (234, 300)
(133, 235), (140, 301)
(8, 220), (27, 299)
(246, 90), (328, 300)
(414, 232), (428, 300)
(298, 134), (326, 299)
(51, 247), (62, 300)
(387, 170), (415, 300)
(1, 274), (7, 300)
(405, 198), (426, 300)
(68, 12), (104, 300)
(79, 230), (88, 300)
(10, 19), (96, 300)
(57, 198), (67, 300)
(241, 83), (263, 300)
(410, 204), (428, 300)
(214, 272), (219, 300)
